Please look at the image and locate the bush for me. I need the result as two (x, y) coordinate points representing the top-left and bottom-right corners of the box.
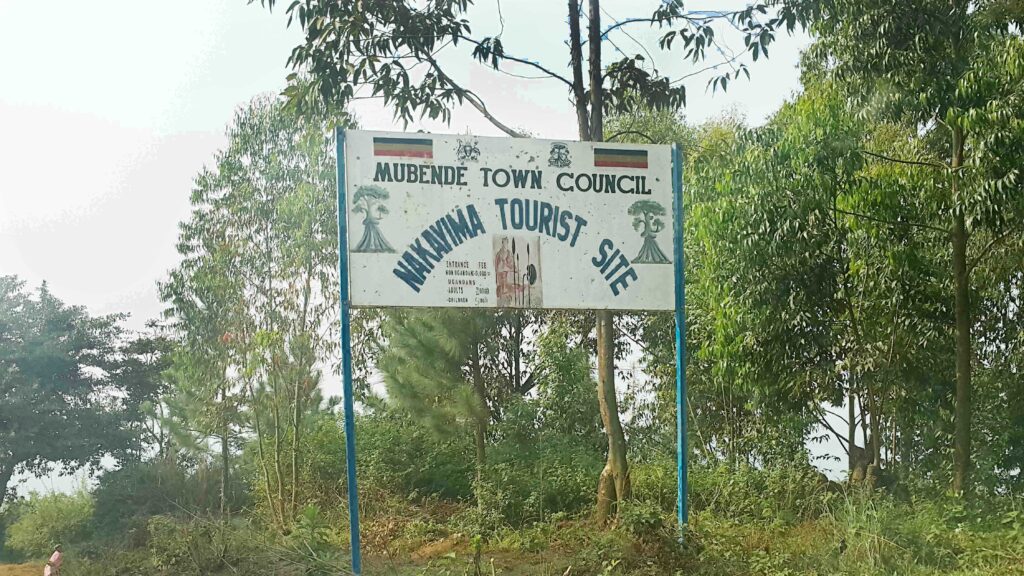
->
(5, 491), (94, 557)
(0, 498), (30, 562)
(631, 460), (678, 514)
(619, 500), (665, 540)
(91, 458), (244, 540)
(146, 516), (261, 575)
(689, 463), (836, 524)
(480, 435), (603, 528)
(357, 411), (475, 500)
(284, 505), (343, 575)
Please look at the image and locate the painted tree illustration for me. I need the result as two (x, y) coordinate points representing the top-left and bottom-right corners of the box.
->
(352, 184), (395, 253)
(628, 200), (670, 264)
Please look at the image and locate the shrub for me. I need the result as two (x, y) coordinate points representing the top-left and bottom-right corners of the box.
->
(631, 460), (678, 514)
(91, 458), (243, 540)
(619, 499), (665, 540)
(5, 491), (94, 557)
(689, 463), (835, 524)
(283, 505), (342, 576)
(482, 433), (604, 527)
(0, 498), (30, 562)
(358, 412), (475, 501)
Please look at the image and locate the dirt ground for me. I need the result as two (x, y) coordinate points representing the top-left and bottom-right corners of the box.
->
(0, 565), (40, 576)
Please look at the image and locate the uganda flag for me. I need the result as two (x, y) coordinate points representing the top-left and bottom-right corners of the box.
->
(593, 147), (648, 169)
(373, 137), (433, 158)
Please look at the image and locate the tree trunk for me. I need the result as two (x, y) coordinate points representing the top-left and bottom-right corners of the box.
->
(858, 393), (869, 457)
(889, 413), (898, 471)
(473, 418), (487, 506)
(290, 379), (302, 521)
(220, 386), (230, 517)
(584, 0), (630, 523)
(248, 380), (282, 529)
(595, 311), (630, 524)
(567, 0), (590, 140)
(867, 386), (881, 466)
(0, 463), (13, 511)
(470, 350), (488, 508)
(848, 388), (856, 472)
(291, 268), (314, 520)
(271, 373), (287, 524)
(587, 0), (603, 143)
(951, 126), (972, 495)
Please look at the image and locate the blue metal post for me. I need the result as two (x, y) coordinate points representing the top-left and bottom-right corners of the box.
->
(335, 127), (363, 575)
(671, 143), (688, 532)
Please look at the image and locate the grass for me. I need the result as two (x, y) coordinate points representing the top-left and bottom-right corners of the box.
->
(9, 480), (1024, 575)
(0, 564), (41, 576)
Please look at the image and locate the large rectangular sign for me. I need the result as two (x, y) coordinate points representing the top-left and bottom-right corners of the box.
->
(341, 130), (675, 310)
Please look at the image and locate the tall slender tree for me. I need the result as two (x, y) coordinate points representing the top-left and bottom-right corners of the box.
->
(162, 96), (343, 525)
(796, 0), (1024, 493)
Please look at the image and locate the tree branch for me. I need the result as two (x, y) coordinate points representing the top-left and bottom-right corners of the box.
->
(833, 207), (947, 234)
(970, 229), (1017, 272)
(425, 58), (525, 137)
(458, 35), (574, 88)
(858, 149), (948, 171)
(670, 52), (745, 85)
(816, 411), (850, 455)
(614, 323), (649, 353)
(606, 129), (655, 143)
(602, 17), (656, 36)
(601, 5), (657, 65)
(568, 0), (591, 139)
(511, 370), (540, 396)
(600, 7), (748, 37)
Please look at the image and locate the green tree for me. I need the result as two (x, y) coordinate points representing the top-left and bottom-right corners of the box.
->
(162, 209), (248, 517)
(0, 278), (131, 508)
(796, 0), (1024, 493)
(111, 331), (175, 461)
(4, 492), (93, 558)
(379, 310), (496, 494)
(378, 310), (537, 503)
(162, 96), (344, 527)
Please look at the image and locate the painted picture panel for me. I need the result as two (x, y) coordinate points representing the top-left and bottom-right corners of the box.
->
(342, 130), (675, 310)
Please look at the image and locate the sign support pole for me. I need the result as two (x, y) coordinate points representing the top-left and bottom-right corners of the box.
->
(671, 143), (688, 534)
(336, 128), (363, 575)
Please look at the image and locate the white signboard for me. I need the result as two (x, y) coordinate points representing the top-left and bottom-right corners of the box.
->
(341, 130), (676, 310)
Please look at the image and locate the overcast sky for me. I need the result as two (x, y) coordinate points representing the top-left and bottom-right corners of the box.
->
(0, 1), (836, 493)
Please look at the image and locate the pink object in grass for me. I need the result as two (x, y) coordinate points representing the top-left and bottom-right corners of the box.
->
(43, 550), (62, 576)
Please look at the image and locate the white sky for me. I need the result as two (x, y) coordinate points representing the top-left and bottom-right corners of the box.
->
(0, 1), (842, 493)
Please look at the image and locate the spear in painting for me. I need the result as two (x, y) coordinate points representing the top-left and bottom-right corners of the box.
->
(512, 238), (519, 306)
(526, 244), (532, 307)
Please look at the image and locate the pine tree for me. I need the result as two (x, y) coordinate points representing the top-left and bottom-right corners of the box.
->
(378, 310), (496, 493)
(378, 310), (538, 502)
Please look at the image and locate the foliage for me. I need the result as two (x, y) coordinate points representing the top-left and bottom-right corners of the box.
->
(618, 500), (665, 540)
(252, 0), (808, 522)
(90, 458), (247, 541)
(8, 3), (1024, 574)
(794, 0), (1024, 494)
(254, 0), (805, 130)
(5, 492), (93, 558)
(283, 505), (341, 576)
(379, 310), (499, 441)
(479, 434), (603, 528)
(161, 95), (346, 526)
(356, 411), (475, 501)
(0, 277), (147, 509)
